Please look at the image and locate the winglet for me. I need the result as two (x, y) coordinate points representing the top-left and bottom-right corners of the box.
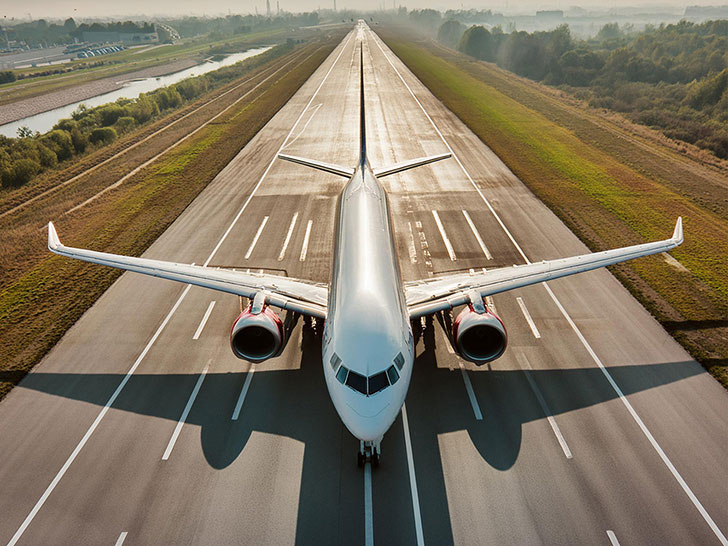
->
(672, 217), (683, 245)
(48, 221), (61, 251)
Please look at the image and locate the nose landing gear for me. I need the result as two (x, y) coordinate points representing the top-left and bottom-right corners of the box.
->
(357, 438), (381, 467)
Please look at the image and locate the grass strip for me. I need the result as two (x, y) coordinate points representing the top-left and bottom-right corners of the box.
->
(379, 29), (728, 388)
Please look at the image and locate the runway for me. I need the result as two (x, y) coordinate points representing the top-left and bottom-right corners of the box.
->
(1, 25), (727, 546)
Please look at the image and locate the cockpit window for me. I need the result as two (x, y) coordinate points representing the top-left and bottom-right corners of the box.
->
(386, 365), (400, 385)
(394, 352), (405, 370)
(368, 371), (388, 395)
(330, 353), (342, 371)
(336, 366), (348, 384)
(345, 370), (367, 395)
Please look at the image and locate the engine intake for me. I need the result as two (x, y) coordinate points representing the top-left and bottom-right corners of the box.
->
(453, 304), (507, 364)
(230, 305), (285, 362)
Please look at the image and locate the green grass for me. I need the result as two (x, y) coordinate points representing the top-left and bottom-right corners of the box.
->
(380, 32), (728, 387)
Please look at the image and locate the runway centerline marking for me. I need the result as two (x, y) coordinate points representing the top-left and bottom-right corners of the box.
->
(517, 353), (572, 458)
(8, 29), (357, 546)
(607, 530), (621, 546)
(462, 210), (492, 259)
(300, 220), (313, 262)
(245, 216), (269, 260)
(364, 462), (374, 546)
(114, 532), (128, 546)
(407, 221), (417, 264)
(162, 361), (210, 461)
(401, 403), (425, 546)
(232, 364), (256, 421)
(516, 297), (541, 339)
(192, 301), (216, 340)
(431, 210), (456, 261)
(371, 29), (727, 545)
(278, 212), (299, 261)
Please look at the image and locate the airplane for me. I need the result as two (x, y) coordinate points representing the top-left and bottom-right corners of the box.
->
(47, 40), (684, 467)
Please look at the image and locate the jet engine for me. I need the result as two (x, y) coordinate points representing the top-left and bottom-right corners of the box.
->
(452, 304), (508, 365)
(230, 304), (286, 362)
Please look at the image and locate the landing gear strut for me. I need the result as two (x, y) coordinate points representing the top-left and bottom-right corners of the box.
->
(358, 438), (382, 467)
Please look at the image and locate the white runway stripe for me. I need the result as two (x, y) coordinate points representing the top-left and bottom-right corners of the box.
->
(232, 365), (256, 420)
(278, 212), (299, 261)
(459, 362), (483, 421)
(401, 403), (425, 546)
(114, 532), (128, 546)
(607, 530), (621, 546)
(300, 220), (313, 262)
(516, 297), (541, 339)
(162, 362), (210, 460)
(245, 216), (269, 259)
(462, 210), (492, 259)
(192, 301), (216, 340)
(431, 210), (456, 261)
(364, 462), (374, 546)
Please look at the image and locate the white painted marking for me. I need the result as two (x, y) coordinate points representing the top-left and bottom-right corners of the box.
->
(364, 462), (374, 546)
(285, 103), (323, 148)
(232, 365), (256, 420)
(607, 530), (621, 546)
(516, 297), (541, 339)
(192, 301), (216, 340)
(162, 363), (209, 460)
(407, 222), (418, 264)
(299, 220), (313, 262)
(431, 210), (457, 261)
(7, 31), (357, 545)
(245, 216), (269, 259)
(278, 212), (299, 261)
(459, 362), (483, 420)
(114, 532), (128, 546)
(517, 353), (572, 459)
(485, 296), (497, 315)
(373, 31), (727, 546)
(462, 210), (492, 259)
(401, 403), (425, 546)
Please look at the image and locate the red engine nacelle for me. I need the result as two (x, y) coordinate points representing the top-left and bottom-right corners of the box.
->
(452, 304), (508, 365)
(230, 305), (285, 362)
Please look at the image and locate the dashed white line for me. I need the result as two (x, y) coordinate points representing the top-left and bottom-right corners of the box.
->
(162, 362), (210, 461)
(114, 532), (128, 546)
(245, 216), (269, 260)
(459, 362), (483, 421)
(364, 462), (374, 546)
(607, 530), (621, 546)
(192, 301), (216, 340)
(372, 31), (727, 546)
(516, 297), (541, 339)
(278, 212), (299, 261)
(299, 220), (313, 262)
(462, 210), (492, 260)
(407, 221), (418, 264)
(401, 403), (425, 546)
(231, 365), (256, 420)
(431, 210), (457, 261)
(7, 31), (357, 546)
(517, 353), (572, 459)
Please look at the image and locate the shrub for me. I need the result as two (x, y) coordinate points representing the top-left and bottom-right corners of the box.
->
(96, 103), (127, 126)
(70, 127), (87, 153)
(40, 130), (74, 161)
(37, 144), (58, 168)
(53, 118), (77, 132)
(0, 71), (16, 84)
(89, 127), (117, 145)
(9, 159), (41, 186)
(130, 95), (159, 123)
(153, 87), (183, 111)
(114, 116), (136, 134)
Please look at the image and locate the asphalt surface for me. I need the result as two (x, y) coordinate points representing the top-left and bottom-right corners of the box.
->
(1, 25), (726, 546)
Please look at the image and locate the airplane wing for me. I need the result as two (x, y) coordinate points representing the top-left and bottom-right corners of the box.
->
(405, 218), (683, 319)
(47, 222), (328, 318)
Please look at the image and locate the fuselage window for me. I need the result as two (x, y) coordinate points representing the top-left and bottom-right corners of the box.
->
(386, 365), (399, 385)
(394, 352), (405, 370)
(330, 353), (342, 371)
(368, 371), (389, 395)
(345, 369), (367, 395)
(336, 366), (348, 384)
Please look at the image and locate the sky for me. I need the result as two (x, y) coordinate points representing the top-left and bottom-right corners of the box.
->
(0, 0), (716, 20)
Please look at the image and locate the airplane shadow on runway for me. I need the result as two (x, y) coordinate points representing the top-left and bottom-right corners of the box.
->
(12, 323), (706, 545)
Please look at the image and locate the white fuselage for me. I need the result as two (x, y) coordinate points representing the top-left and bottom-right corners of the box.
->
(322, 161), (414, 442)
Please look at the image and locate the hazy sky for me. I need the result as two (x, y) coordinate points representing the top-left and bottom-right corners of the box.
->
(1, 0), (712, 20)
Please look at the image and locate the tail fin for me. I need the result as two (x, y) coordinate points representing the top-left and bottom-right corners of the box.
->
(359, 45), (366, 166)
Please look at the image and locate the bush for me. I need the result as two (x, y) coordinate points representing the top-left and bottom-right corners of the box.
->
(70, 127), (87, 153)
(130, 95), (159, 123)
(175, 77), (208, 101)
(9, 159), (41, 186)
(53, 118), (77, 132)
(89, 127), (117, 145)
(0, 71), (16, 84)
(37, 145), (58, 168)
(96, 103), (127, 126)
(114, 116), (136, 134)
(40, 130), (74, 161)
(153, 87), (183, 111)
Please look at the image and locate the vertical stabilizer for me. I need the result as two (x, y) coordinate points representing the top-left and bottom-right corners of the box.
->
(360, 44), (367, 166)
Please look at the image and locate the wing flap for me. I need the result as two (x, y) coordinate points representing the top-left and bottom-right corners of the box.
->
(48, 222), (328, 318)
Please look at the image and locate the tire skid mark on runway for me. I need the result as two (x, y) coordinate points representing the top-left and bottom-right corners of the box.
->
(192, 301), (216, 340)
(162, 360), (210, 461)
(7, 30), (357, 546)
(516, 353), (573, 459)
(370, 28), (728, 545)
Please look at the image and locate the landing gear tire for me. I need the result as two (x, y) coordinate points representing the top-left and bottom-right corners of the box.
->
(358, 439), (382, 468)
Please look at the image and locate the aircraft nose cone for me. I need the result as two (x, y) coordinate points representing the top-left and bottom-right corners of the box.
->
(345, 415), (390, 442)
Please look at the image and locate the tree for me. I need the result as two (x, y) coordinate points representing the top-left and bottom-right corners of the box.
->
(458, 25), (495, 62)
(438, 20), (466, 49)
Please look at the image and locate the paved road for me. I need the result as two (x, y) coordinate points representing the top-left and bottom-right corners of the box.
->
(1, 25), (726, 546)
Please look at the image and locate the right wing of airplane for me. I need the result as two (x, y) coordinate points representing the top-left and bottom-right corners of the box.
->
(47, 222), (328, 319)
(405, 217), (683, 319)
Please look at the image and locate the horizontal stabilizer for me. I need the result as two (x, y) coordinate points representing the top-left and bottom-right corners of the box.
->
(373, 152), (452, 178)
(278, 153), (354, 178)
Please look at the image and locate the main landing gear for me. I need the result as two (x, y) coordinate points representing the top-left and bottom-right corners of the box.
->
(357, 438), (382, 467)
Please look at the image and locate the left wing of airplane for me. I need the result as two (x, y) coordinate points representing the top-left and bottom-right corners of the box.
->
(405, 218), (683, 319)
(47, 222), (328, 318)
